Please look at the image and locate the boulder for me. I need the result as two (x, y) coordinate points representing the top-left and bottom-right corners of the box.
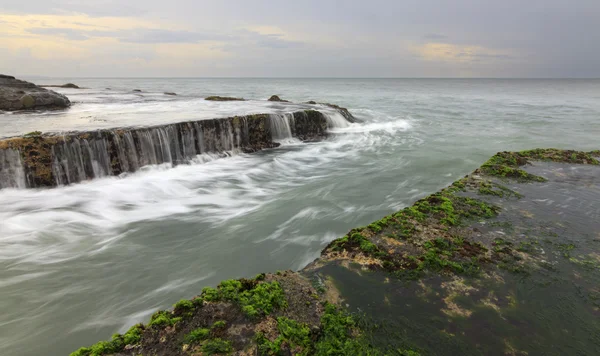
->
(268, 95), (289, 102)
(0, 75), (71, 111)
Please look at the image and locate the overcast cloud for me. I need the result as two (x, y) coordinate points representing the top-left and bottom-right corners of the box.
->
(0, 0), (598, 77)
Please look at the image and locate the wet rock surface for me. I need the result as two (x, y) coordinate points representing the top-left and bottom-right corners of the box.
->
(268, 95), (289, 102)
(0, 75), (71, 111)
(205, 96), (246, 101)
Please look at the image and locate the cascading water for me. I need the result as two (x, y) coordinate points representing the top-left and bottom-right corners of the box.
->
(0, 109), (351, 189)
(269, 113), (295, 142)
(0, 148), (26, 189)
(322, 111), (351, 129)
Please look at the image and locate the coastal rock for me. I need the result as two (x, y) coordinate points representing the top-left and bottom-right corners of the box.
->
(0, 75), (71, 111)
(132, 89), (142, 92)
(313, 102), (360, 123)
(164, 92), (177, 96)
(268, 95), (289, 102)
(41, 83), (81, 89)
(205, 96), (245, 101)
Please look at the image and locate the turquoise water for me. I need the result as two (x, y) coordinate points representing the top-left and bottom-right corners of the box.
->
(0, 78), (599, 355)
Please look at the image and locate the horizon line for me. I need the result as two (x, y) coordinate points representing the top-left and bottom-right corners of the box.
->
(14, 75), (600, 80)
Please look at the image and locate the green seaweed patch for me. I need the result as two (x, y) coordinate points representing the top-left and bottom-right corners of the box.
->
(201, 278), (287, 319)
(149, 310), (181, 327)
(324, 184), (499, 279)
(315, 304), (419, 355)
(557, 243), (576, 258)
(569, 256), (600, 270)
(184, 327), (211, 344)
(256, 317), (312, 355)
(477, 181), (523, 198)
(173, 298), (196, 317)
(328, 231), (386, 258)
(212, 320), (227, 329)
(518, 148), (599, 165)
(24, 130), (42, 137)
(202, 338), (233, 355)
(480, 151), (546, 182)
(480, 149), (599, 182)
(70, 324), (144, 356)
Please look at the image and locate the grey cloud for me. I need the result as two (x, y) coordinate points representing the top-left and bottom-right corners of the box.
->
(28, 27), (91, 40)
(26, 27), (231, 44)
(423, 33), (448, 40)
(4, 0), (600, 77)
(118, 29), (232, 44)
(0, 0), (146, 17)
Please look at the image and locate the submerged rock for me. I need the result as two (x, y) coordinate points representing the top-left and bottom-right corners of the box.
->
(0, 75), (71, 111)
(268, 95), (289, 102)
(205, 95), (245, 101)
(164, 92), (177, 96)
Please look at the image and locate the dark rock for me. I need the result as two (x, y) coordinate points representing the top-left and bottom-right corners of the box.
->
(305, 100), (317, 104)
(41, 83), (80, 89)
(320, 102), (361, 123)
(205, 96), (245, 101)
(268, 95), (289, 102)
(164, 92), (177, 96)
(132, 89), (142, 92)
(0, 75), (71, 111)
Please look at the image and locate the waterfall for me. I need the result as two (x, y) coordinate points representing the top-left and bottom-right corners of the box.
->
(322, 111), (350, 128)
(0, 108), (353, 189)
(269, 113), (295, 142)
(0, 148), (26, 189)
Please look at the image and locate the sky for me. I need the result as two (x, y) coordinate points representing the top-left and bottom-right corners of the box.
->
(0, 0), (599, 78)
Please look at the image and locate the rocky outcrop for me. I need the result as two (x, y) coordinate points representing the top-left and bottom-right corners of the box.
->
(205, 96), (245, 101)
(268, 95), (289, 102)
(0, 75), (71, 111)
(306, 101), (359, 123)
(41, 83), (81, 89)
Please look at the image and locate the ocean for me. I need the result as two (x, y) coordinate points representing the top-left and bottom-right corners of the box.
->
(0, 78), (599, 355)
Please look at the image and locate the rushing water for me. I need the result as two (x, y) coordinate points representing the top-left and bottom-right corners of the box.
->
(0, 78), (599, 356)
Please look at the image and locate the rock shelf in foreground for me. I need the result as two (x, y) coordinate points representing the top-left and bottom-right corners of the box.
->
(71, 149), (600, 355)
